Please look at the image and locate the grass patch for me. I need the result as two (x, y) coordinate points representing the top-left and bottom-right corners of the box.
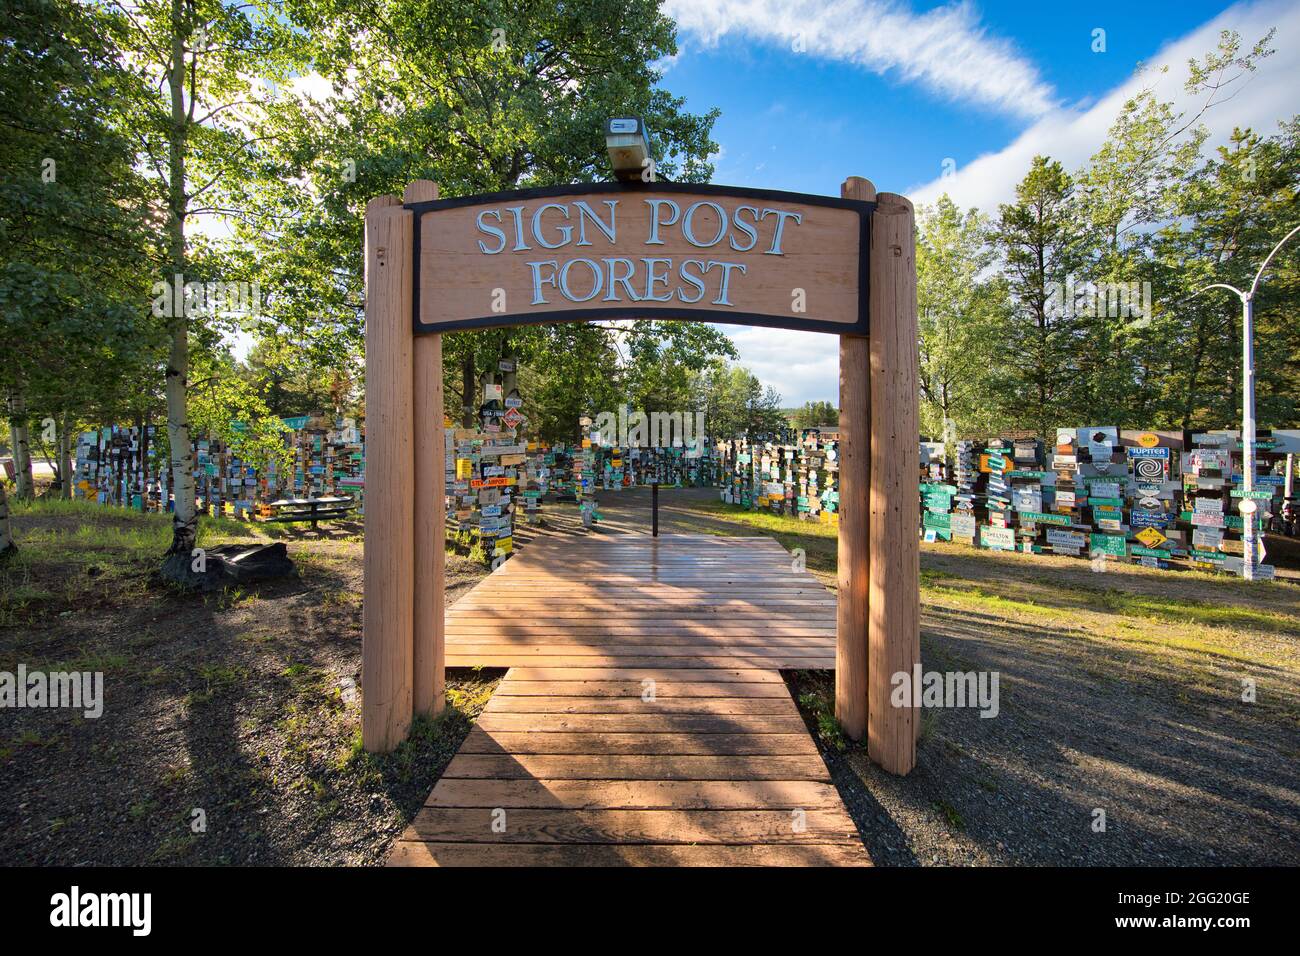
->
(923, 582), (1055, 619)
(785, 669), (856, 754)
(0, 498), (278, 627)
(673, 501), (839, 574)
(341, 670), (505, 786)
(934, 799), (965, 831)
(922, 575), (1299, 675)
(185, 664), (248, 706)
(1094, 590), (1300, 636)
(678, 499), (838, 539)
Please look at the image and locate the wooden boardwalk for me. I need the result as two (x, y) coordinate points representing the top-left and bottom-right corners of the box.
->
(388, 535), (868, 866)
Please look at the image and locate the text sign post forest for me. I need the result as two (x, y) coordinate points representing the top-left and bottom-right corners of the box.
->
(408, 183), (871, 335)
(365, 175), (920, 777)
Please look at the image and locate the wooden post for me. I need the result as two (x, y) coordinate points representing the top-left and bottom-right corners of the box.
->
(404, 180), (446, 720)
(868, 191), (920, 775)
(836, 176), (874, 743)
(362, 194), (415, 751)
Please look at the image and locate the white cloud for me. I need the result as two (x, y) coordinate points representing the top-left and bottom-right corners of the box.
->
(664, 0), (1056, 119)
(721, 0), (1297, 402)
(910, 0), (1300, 212)
(714, 324), (841, 406)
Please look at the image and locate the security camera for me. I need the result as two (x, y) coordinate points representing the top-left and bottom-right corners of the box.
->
(605, 117), (651, 182)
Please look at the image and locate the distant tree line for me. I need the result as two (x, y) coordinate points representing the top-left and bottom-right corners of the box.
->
(917, 30), (1298, 448)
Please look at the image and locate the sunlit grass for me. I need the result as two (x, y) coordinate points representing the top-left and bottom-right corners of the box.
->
(676, 499), (839, 538)
(1, 498), (273, 627)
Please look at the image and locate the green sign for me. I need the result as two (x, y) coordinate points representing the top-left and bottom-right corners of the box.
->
(923, 512), (952, 531)
(1230, 489), (1274, 499)
(1089, 533), (1127, 556)
(1017, 510), (1071, 526)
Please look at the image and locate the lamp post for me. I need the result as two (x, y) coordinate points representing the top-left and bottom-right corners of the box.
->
(1192, 223), (1300, 581)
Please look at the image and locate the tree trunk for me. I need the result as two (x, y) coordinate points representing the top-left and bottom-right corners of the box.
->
(0, 481), (14, 560)
(6, 386), (34, 500)
(58, 411), (72, 499)
(163, 0), (196, 556)
(138, 412), (149, 511)
(461, 351), (475, 427)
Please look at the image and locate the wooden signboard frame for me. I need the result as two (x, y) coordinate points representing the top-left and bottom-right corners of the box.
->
(408, 182), (872, 336)
(363, 176), (920, 775)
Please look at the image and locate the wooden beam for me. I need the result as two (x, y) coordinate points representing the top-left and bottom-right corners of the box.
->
(404, 180), (446, 721)
(836, 176), (875, 742)
(363, 194), (415, 751)
(868, 191), (920, 775)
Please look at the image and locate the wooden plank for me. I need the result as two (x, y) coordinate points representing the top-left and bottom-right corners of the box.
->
(445, 625), (836, 636)
(481, 695), (802, 715)
(386, 842), (870, 867)
(451, 613), (834, 621)
(405, 808), (858, 844)
(448, 657), (833, 670)
(447, 656), (833, 670)
(446, 652), (832, 663)
(390, 533), (872, 867)
(473, 713), (811, 734)
(460, 729), (819, 756)
(442, 754), (831, 780)
(493, 681), (791, 698)
(425, 777), (841, 809)
(869, 190), (921, 775)
(409, 181), (444, 721)
(361, 194), (413, 752)
(445, 647), (833, 660)
(447, 634), (834, 645)
(836, 176), (874, 745)
(504, 667), (785, 682)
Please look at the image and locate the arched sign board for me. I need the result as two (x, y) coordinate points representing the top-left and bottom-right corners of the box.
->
(362, 176), (919, 777)
(407, 183), (873, 336)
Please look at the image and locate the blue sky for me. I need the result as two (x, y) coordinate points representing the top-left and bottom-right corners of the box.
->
(654, 0), (1300, 405)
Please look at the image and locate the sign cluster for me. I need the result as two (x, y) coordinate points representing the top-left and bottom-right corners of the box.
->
(919, 427), (1298, 576)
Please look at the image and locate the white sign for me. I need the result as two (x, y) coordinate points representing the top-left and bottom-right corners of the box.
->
(1046, 529), (1087, 549)
(950, 513), (977, 538)
(981, 526), (1015, 550)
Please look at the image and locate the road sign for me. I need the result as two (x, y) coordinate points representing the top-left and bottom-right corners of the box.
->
(1089, 533), (1127, 557)
(1134, 527), (1167, 548)
(501, 407), (524, 428)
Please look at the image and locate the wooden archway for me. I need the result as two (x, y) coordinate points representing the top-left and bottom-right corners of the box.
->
(362, 176), (919, 774)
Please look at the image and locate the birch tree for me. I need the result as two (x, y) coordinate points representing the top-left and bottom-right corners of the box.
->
(110, 0), (303, 556)
(916, 196), (1003, 446)
(0, 481), (15, 560)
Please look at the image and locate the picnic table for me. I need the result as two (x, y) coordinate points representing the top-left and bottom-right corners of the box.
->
(266, 495), (356, 529)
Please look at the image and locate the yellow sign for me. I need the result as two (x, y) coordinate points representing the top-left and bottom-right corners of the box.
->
(1134, 527), (1167, 548)
(1137, 432), (1160, 448)
(455, 458), (474, 479)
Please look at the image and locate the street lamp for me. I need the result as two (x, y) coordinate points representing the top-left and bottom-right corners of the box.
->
(1192, 223), (1300, 581)
(605, 117), (651, 182)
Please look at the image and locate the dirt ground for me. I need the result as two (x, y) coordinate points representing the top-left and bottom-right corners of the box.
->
(2, 488), (1297, 866)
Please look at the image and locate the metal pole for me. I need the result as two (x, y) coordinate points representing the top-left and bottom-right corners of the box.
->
(1241, 292), (1257, 581)
(651, 480), (659, 537)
